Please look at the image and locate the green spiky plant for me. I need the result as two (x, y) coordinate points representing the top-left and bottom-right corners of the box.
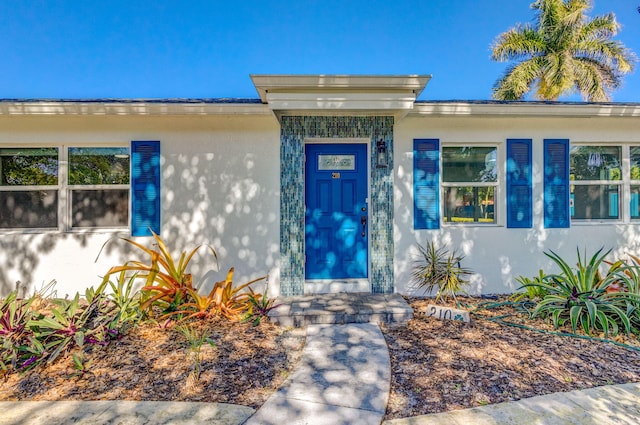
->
(526, 247), (633, 336)
(411, 242), (472, 303)
(511, 270), (549, 302)
(608, 254), (640, 336)
(175, 323), (215, 382)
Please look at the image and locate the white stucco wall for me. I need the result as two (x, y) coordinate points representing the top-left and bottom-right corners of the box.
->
(0, 113), (281, 298)
(394, 113), (640, 295)
(3, 103), (640, 299)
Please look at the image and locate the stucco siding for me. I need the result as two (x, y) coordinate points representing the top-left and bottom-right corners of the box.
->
(394, 114), (640, 295)
(0, 114), (282, 298)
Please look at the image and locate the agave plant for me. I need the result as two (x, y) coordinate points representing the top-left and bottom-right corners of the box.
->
(411, 241), (472, 303)
(608, 254), (640, 335)
(527, 247), (633, 336)
(511, 270), (549, 302)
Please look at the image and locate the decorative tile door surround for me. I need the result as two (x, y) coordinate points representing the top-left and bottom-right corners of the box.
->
(279, 116), (394, 295)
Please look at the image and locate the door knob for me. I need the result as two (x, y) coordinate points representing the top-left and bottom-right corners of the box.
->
(361, 216), (367, 237)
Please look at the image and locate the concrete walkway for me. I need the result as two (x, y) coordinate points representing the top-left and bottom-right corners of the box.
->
(383, 382), (640, 425)
(245, 323), (390, 425)
(0, 400), (254, 425)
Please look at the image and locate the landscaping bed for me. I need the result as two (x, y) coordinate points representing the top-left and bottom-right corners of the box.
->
(0, 317), (305, 408)
(383, 296), (640, 420)
(2, 296), (640, 422)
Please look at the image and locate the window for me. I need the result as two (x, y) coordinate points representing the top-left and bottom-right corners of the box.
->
(630, 147), (640, 220)
(442, 146), (497, 223)
(68, 147), (130, 228)
(0, 142), (160, 234)
(570, 146), (621, 220)
(0, 148), (59, 228)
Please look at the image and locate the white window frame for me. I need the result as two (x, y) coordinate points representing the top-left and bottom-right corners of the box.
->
(569, 144), (623, 223)
(0, 144), (130, 233)
(628, 145), (640, 222)
(64, 145), (130, 232)
(0, 146), (60, 232)
(441, 143), (501, 226)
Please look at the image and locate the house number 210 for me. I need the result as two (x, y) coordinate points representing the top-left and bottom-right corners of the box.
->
(425, 304), (470, 323)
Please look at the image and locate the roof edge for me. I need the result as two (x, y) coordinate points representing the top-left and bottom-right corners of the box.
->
(0, 99), (271, 116)
(412, 100), (640, 117)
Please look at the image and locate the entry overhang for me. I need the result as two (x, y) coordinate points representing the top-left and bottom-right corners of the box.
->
(250, 74), (431, 120)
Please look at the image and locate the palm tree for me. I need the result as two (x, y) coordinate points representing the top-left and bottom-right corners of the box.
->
(491, 0), (636, 101)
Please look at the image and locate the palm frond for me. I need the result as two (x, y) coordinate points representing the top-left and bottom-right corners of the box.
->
(491, 0), (635, 101)
(493, 58), (544, 100)
(491, 25), (545, 62)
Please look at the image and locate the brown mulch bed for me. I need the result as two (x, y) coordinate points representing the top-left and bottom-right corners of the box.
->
(382, 296), (640, 420)
(2, 296), (640, 422)
(0, 318), (306, 408)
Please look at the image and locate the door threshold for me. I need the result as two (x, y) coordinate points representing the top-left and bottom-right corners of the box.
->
(304, 279), (371, 294)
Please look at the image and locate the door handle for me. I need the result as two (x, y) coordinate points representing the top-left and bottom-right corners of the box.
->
(361, 216), (367, 237)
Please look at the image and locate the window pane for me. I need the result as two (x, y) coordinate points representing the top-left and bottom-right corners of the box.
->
(570, 146), (621, 181)
(443, 147), (497, 183)
(631, 147), (640, 180)
(443, 186), (495, 223)
(0, 148), (58, 186)
(571, 184), (619, 220)
(0, 190), (58, 228)
(71, 189), (129, 228)
(68, 147), (130, 185)
(631, 186), (640, 219)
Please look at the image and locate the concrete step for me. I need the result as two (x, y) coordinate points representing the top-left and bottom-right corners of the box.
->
(268, 293), (413, 327)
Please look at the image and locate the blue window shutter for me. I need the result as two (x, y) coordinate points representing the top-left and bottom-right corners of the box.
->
(507, 139), (532, 228)
(414, 139), (440, 229)
(544, 139), (570, 228)
(131, 141), (161, 236)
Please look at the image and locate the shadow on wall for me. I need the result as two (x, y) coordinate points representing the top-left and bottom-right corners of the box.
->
(394, 161), (640, 296)
(0, 143), (280, 298)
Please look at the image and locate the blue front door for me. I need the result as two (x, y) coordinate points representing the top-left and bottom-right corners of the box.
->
(305, 143), (368, 279)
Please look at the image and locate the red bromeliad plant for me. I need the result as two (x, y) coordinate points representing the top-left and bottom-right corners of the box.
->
(209, 268), (266, 321)
(102, 231), (269, 323)
(162, 268), (267, 323)
(101, 231), (218, 315)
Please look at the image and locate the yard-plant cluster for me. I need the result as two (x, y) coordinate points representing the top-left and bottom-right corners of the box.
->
(515, 248), (640, 337)
(0, 232), (276, 378)
(412, 242), (640, 339)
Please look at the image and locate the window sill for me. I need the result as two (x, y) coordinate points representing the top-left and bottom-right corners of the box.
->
(570, 220), (623, 226)
(442, 222), (502, 228)
(0, 228), (129, 235)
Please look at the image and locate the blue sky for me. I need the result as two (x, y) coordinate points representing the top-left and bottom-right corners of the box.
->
(1, 0), (638, 101)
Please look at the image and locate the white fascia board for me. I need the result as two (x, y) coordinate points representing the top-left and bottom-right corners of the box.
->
(411, 102), (640, 118)
(251, 74), (432, 103)
(0, 102), (271, 116)
(265, 92), (418, 112)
